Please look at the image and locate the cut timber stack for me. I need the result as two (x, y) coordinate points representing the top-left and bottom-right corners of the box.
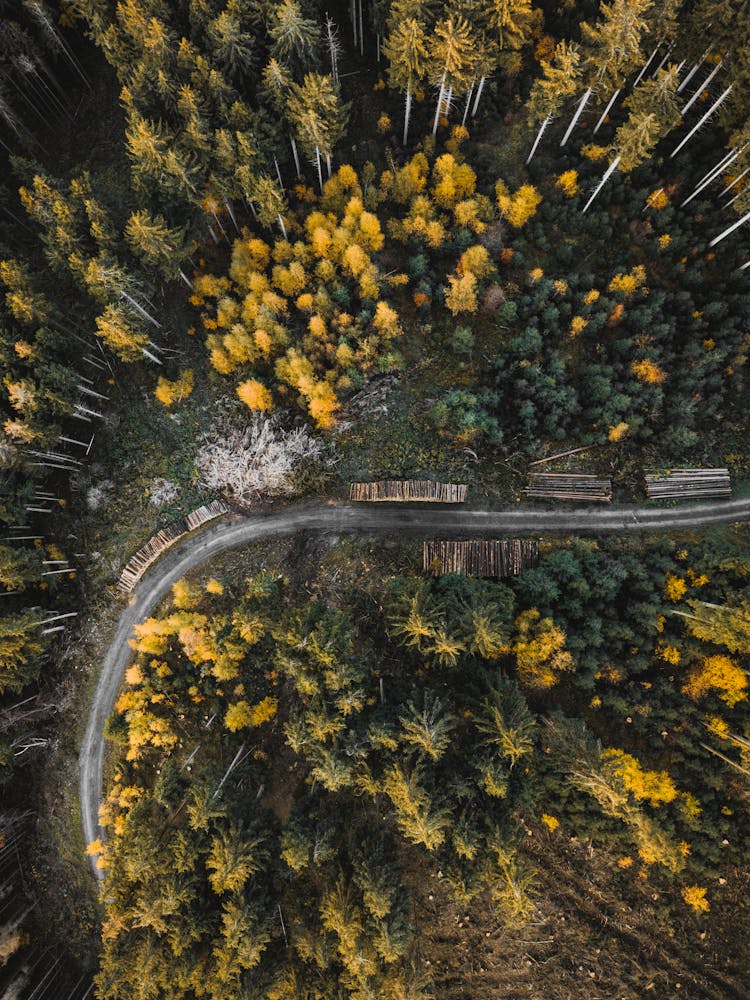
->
(524, 472), (612, 503)
(424, 539), (539, 578)
(117, 523), (187, 594)
(185, 498), (230, 530)
(645, 468), (731, 500)
(117, 499), (230, 594)
(349, 480), (468, 502)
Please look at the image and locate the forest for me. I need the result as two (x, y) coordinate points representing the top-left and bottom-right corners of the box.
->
(1, 0), (750, 997)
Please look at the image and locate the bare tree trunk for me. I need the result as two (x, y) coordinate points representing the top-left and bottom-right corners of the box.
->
(583, 156), (621, 213)
(315, 146), (323, 192)
(432, 71), (446, 137)
(290, 136), (301, 176)
(677, 47), (711, 93)
(462, 79), (474, 126)
(471, 75), (486, 117)
(671, 85), (733, 158)
(560, 88), (592, 146)
(593, 89), (620, 135)
(709, 208), (750, 247)
(681, 145), (745, 207)
(403, 84), (412, 145)
(527, 115), (551, 164)
(633, 45), (659, 87)
(681, 59), (723, 116)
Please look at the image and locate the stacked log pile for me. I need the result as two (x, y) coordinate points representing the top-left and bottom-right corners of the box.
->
(645, 468), (731, 500)
(524, 472), (612, 503)
(349, 480), (468, 502)
(117, 499), (230, 594)
(424, 539), (539, 578)
(185, 498), (230, 530)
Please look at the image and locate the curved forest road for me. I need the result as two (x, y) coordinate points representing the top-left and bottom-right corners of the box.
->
(80, 497), (750, 879)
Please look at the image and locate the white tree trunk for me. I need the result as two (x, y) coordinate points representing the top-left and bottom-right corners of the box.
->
(723, 167), (749, 198)
(681, 59), (723, 116)
(290, 136), (301, 176)
(681, 146), (744, 207)
(633, 46), (659, 88)
(527, 115), (551, 164)
(462, 80), (474, 126)
(326, 152), (332, 178)
(677, 48), (710, 93)
(593, 89), (620, 135)
(274, 157), (284, 192)
(471, 75), (486, 117)
(224, 197), (240, 232)
(403, 85), (412, 146)
(652, 43), (674, 78)
(432, 71), (446, 137)
(120, 290), (160, 328)
(671, 85), (733, 158)
(709, 208), (750, 247)
(561, 88), (592, 146)
(277, 214), (287, 240)
(583, 156), (621, 213)
(315, 146), (323, 191)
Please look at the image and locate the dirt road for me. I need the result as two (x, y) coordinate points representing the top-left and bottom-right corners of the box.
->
(79, 497), (750, 879)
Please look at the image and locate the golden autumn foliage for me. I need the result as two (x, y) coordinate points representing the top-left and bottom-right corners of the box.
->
(155, 369), (194, 406)
(495, 180), (542, 228)
(555, 170), (579, 197)
(647, 188), (670, 210)
(190, 163), (410, 428)
(631, 358), (666, 384)
(513, 609), (573, 690)
(581, 143), (608, 161)
(608, 421), (629, 442)
(609, 264), (647, 297)
(226, 696), (279, 731)
(458, 245), (492, 278)
(682, 885), (710, 913)
(682, 654), (748, 707)
(172, 578), (202, 610)
(237, 378), (273, 412)
(663, 573), (687, 602)
(602, 749), (678, 807)
(445, 272), (478, 315)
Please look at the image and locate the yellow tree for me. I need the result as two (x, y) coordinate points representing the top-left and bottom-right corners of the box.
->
(429, 15), (480, 137)
(383, 18), (429, 145)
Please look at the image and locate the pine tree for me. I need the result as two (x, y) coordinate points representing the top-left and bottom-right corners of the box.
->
(207, 0), (257, 78)
(474, 673), (535, 767)
(0, 609), (46, 694)
(399, 691), (456, 760)
(525, 41), (581, 162)
(270, 0), (321, 74)
(286, 74), (348, 189)
(383, 18), (429, 146)
(429, 15), (480, 137)
(580, 0), (654, 92)
(125, 210), (189, 276)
